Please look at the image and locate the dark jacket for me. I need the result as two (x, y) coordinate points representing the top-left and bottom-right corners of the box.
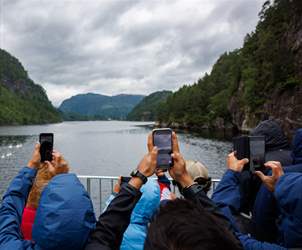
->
(252, 128), (302, 243)
(212, 170), (287, 250)
(0, 167), (96, 250)
(292, 128), (302, 164)
(84, 183), (142, 250)
(275, 173), (302, 248)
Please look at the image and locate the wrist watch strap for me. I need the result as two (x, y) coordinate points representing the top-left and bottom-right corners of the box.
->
(130, 170), (148, 184)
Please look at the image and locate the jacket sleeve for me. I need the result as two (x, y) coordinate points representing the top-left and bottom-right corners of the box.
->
(274, 173), (302, 248)
(237, 233), (287, 250)
(85, 183), (142, 250)
(0, 167), (37, 250)
(212, 169), (241, 212)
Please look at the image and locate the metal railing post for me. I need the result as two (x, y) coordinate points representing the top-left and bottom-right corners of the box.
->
(87, 178), (91, 196)
(99, 179), (102, 213)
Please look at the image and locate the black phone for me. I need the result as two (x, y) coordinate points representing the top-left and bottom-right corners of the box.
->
(232, 135), (265, 172)
(249, 136), (265, 172)
(152, 128), (173, 170)
(39, 133), (54, 162)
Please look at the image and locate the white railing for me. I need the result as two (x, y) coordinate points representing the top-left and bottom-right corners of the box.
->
(78, 175), (220, 216)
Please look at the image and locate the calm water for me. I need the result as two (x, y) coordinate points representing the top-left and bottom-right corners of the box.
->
(0, 121), (231, 199)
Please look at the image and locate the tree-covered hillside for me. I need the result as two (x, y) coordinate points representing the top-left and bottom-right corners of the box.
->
(157, 0), (302, 135)
(127, 91), (172, 121)
(0, 49), (61, 125)
(59, 93), (145, 120)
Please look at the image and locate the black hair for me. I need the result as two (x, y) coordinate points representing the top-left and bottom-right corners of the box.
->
(144, 199), (243, 250)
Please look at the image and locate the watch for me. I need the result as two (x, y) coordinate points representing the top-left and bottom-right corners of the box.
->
(130, 170), (148, 184)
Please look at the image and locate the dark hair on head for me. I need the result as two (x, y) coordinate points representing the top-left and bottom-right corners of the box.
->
(144, 199), (243, 250)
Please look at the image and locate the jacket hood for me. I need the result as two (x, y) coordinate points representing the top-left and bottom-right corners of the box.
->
(275, 173), (302, 247)
(251, 119), (289, 151)
(32, 174), (96, 250)
(292, 128), (302, 164)
(130, 179), (160, 224)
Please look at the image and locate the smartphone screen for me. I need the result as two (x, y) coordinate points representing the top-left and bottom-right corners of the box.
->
(249, 136), (265, 172)
(39, 133), (54, 162)
(153, 128), (173, 169)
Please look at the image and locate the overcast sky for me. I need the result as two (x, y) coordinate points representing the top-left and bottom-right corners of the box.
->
(0, 0), (266, 106)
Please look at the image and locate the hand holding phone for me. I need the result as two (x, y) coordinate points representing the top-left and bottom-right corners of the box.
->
(152, 128), (173, 170)
(39, 133), (54, 162)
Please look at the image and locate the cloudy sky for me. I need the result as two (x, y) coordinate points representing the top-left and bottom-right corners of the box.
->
(0, 0), (266, 106)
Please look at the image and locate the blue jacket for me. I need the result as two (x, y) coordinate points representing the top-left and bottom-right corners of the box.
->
(120, 179), (160, 250)
(292, 128), (302, 164)
(252, 128), (302, 243)
(275, 173), (302, 248)
(0, 167), (96, 250)
(212, 170), (286, 250)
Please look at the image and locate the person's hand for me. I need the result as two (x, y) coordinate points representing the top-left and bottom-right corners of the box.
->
(255, 161), (284, 192)
(168, 132), (194, 188)
(113, 177), (122, 193)
(45, 151), (70, 176)
(129, 134), (158, 189)
(136, 146), (158, 177)
(27, 143), (41, 169)
(227, 151), (249, 172)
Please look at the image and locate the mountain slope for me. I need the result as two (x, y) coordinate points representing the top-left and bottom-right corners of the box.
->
(59, 93), (145, 120)
(157, 0), (302, 136)
(127, 91), (172, 121)
(0, 49), (61, 125)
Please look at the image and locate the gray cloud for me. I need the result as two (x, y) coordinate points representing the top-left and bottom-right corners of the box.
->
(0, 0), (266, 106)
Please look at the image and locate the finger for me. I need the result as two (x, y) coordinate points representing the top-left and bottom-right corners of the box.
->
(34, 143), (40, 152)
(171, 152), (181, 162)
(264, 162), (278, 172)
(172, 132), (180, 153)
(238, 158), (249, 166)
(255, 171), (266, 182)
(150, 146), (158, 162)
(147, 133), (153, 152)
(228, 151), (235, 158)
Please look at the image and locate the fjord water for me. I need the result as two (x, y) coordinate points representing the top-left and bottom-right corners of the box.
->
(0, 121), (231, 198)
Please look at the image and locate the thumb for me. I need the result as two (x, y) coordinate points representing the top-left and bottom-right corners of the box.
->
(239, 158), (249, 166)
(255, 171), (266, 182)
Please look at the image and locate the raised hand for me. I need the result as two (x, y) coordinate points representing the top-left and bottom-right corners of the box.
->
(45, 150), (70, 176)
(255, 161), (284, 192)
(27, 143), (41, 169)
(227, 151), (249, 172)
(168, 132), (194, 188)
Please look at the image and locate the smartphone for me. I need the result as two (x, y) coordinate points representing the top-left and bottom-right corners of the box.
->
(39, 133), (54, 162)
(249, 136), (265, 172)
(152, 128), (173, 170)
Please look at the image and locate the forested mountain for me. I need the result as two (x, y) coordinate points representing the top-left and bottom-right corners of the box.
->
(157, 0), (302, 136)
(59, 93), (145, 120)
(127, 91), (172, 121)
(0, 49), (61, 125)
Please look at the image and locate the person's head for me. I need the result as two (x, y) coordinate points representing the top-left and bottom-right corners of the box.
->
(32, 174), (96, 250)
(186, 160), (212, 193)
(173, 160), (212, 194)
(144, 199), (243, 250)
(251, 119), (289, 151)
